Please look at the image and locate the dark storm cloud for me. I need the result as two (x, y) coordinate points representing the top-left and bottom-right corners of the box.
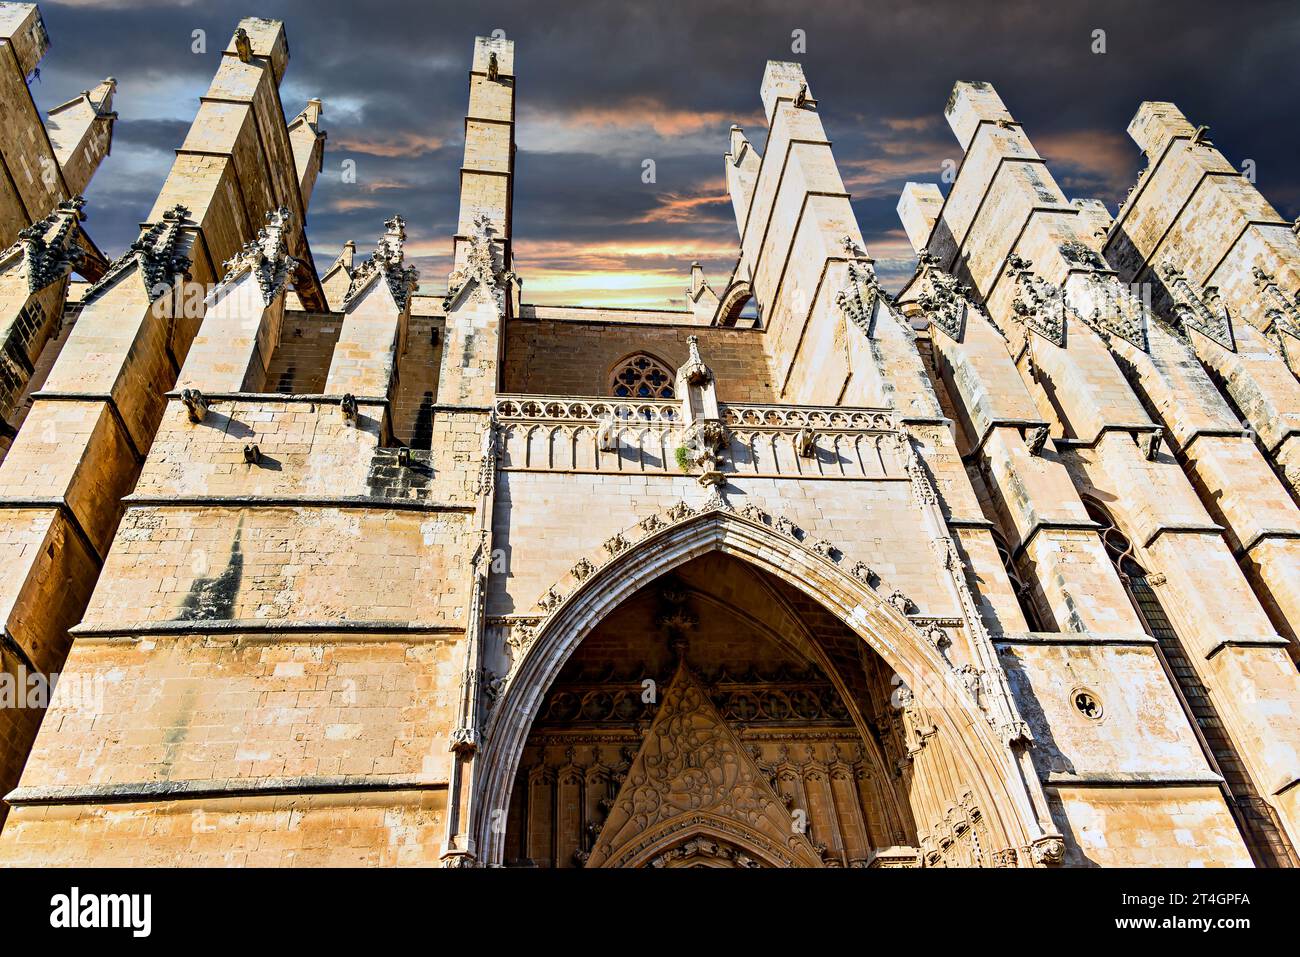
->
(27, 0), (1300, 303)
(113, 119), (192, 152)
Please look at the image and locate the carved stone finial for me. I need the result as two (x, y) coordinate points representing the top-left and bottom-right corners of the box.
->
(444, 213), (511, 313)
(916, 262), (973, 342)
(1080, 273), (1149, 353)
(8, 195), (87, 294)
(344, 214), (420, 311)
(836, 259), (884, 337)
(1004, 254), (1068, 347)
(1159, 260), (1234, 351)
(213, 206), (298, 306)
(681, 334), (712, 385)
(83, 203), (193, 305)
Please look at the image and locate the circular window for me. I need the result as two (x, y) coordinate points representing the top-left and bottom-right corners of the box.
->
(1072, 688), (1103, 720)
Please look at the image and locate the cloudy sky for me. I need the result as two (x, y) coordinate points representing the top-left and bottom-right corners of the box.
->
(27, 0), (1300, 308)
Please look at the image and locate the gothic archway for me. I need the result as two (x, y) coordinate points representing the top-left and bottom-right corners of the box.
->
(714, 279), (757, 327)
(473, 504), (1056, 866)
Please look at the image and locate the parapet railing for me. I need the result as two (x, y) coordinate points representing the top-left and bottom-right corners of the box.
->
(493, 395), (896, 433)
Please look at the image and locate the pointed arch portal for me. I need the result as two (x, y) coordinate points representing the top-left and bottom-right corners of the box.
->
(472, 507), (1054, 867)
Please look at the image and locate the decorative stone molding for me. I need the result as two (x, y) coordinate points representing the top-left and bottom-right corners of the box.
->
(520, 496), (923, 671)
(684, 419), (729, 486)
(449, 726), (480, 756)
(585, 663), (823, 869)
(497, 616), (542, 677)
(538, 586), (565, 612)
(639, 513), (667, 534)
(918, 791), (999, 867)
(1252, 266), (1300, 343)
(700, 487), (732, 513)
(482, 669), (506, 707)
(343, 215), (420, 312)
(2, 196), (86, 293)
(495, 394), (680, 424)
(1161, 261), (1234, 351)
(665, 501), (694, 522)
(476, 416), (498, 497)
(493, 397), (896, 478)
(1030, 835), (1066, 866)
(920, 622), (952, 654)
(602, 532), (631, 557)
(211, 206), (298, 306)
(1005, 253), (1069, 347)
(888, 590), (916, 615)
(444, 213), (515, 313)
(896, 432), (939, 505)
(1082, 273), (1150, 352)
(648, 837), (762, 869)
(836, 258), (884, 338)
(84, 204), (192, 305)
(914, 253), (973, 342)
(721, 403), (893, 432)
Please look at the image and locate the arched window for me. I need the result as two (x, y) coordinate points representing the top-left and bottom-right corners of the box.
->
(1082, 498), (1144, 580)
(990, 529), (1046, 632)
(610, 353), (675, 399)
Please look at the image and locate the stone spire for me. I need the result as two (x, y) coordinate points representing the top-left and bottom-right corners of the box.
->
(44, 77), (118, 196)
(897, 182), (944, 255)
(452, 35), (515, 281)
(724, 125), (760, 238)
(286, 97), (326, 206)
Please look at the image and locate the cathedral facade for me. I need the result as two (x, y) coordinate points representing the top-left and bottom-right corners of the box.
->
(0, 8), (1298, 867)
